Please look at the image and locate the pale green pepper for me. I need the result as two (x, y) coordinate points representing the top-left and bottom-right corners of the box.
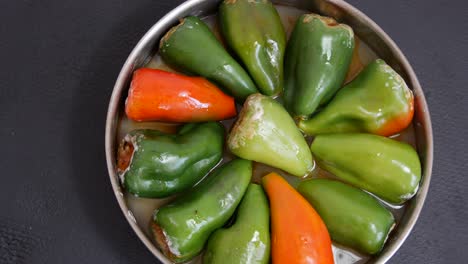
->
(204, 184), (270, 264)
(298, 179), (395, 254)
(228, 93), (313, 177)
(311, 133), (421, 204)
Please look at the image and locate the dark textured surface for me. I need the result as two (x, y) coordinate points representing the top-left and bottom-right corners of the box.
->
(0, 0), (466, 263)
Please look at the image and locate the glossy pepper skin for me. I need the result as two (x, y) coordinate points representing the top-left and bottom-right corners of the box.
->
(204, 184), (270, 264)
(152, 159), (252, 263)
(117, 122), (224, 198)
(227, 93), (313, 177)
(262, 173), (334, 264)
(160, 16), (257, 101)
(311, 133), (421, 204)
(299, 59), (414, 136)
(219, 0), (286, 96)
(298, 179), (395, 254)
(283, 14), (354, 118)
(125, 68), (236, 122)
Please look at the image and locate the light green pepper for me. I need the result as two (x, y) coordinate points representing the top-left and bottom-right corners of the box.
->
(298, 179), (395, 254)
(204, 184), (270, 264)
(310, 133), (421, 204)
(228, 93), (313, 177)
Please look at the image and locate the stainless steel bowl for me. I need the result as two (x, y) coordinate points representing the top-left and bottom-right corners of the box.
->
(105, 0), (433, 263)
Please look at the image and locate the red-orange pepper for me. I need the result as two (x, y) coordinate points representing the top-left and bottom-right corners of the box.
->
(262, 172), (334, 264)
(125, 68), (236, 122)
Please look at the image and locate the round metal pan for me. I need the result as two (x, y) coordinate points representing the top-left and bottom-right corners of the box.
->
(105, 0), (433, 263)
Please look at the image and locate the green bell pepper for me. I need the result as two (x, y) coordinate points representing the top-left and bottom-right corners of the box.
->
(160, 16), (257, 101)
(311, 133), (421, 204)
(298, 179), (395, 254)
(117, 122), (224, 198)
(204, 184), (270, 264)
(219, 0), (286, 96)
(283, 14), (354, 118)
(227, 93), (313, 177)
(299, 59), (414, 136)
(152, 159), (252, 263)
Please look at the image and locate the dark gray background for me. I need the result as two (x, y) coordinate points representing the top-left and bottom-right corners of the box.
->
(1, 0), (467, 263)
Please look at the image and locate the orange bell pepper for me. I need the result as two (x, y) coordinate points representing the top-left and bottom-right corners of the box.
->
(125, 68), (236, 122)
(262, 172), (334, 264)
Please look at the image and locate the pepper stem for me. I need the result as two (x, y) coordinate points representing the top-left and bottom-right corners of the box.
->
(117, 138), (134, 173)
